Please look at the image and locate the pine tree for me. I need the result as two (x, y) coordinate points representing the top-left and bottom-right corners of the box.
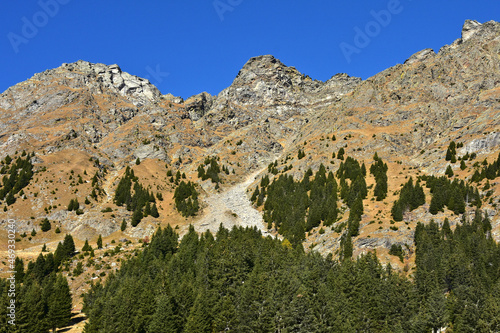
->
(62, 234), (75, 258)
(17, 281), (50, 333)
(97, 235), (103, 249)
(445, 165), (454, 178)
(144, 201), (151, 217)
(151, 203), (159, 218)
(82, 239), (92, 252)
(40, 218), (51, 232)
(47, 275), (72, 331)
(341, 233), (353, 261)
(5, 191), (15, 206)
(392, 201), (403, 221)
(67, 198), (80, 211)
(148, 295), (182, 333)
(121, 219), (127, 231)
(131, 208), (143, 227)
(15, 257), (25, 283)
(337, 147), (345, 160)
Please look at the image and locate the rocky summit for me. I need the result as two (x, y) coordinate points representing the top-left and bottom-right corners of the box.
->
(0, 19), (500, 274)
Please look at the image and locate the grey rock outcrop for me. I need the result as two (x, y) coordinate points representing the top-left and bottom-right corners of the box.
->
(404, 48), (436, 65)
(462, 20), (483, 42)
(57, 61), (162, 106)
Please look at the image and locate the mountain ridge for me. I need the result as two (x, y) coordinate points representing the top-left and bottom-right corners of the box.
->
(0, 18), (499, 270)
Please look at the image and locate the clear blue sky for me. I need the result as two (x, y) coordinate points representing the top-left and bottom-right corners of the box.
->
(1, 0), (498, 99)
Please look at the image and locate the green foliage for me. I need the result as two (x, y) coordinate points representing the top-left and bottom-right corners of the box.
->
(0, 152), (34, 204)
(114, 166), (155, 226)
(40, 218), (51, 232)
(389, 244), (404, 262)
(97, 235), (103, 249)
(337, 147), (345, 160)
(121, 219), (127, 231)
(413, 210), (500, 330)
(470, 152), (500, 182)
(54, 234), (76, 267)
(82, 226), (419, 333)
(423, 175), (479, 215)
(391, 177), (425, 221)
(5, 244), (73, 331)
(1, 272), (72, 332)
(445, 141), (457, 162)
(150, 203), (160, 218)
(262, 164), (338, 246)
(73, 261), (84, 276)
(131, 208), (143, 227)
(267, 161), (278, 175)
(297, 149), (305, 160)
(340, 233), (353, 261)
(47, 274), (73, 331)
(198, 156), (221, 183)
(445, 164), (454, 178)
(306, 165), (338, 229)
(67, 198), (80, 211)
(173, 181), (199, 217)
(370, 155), (388, 201)
(82, 239), (92, 252)
(338, 156), (367, 208)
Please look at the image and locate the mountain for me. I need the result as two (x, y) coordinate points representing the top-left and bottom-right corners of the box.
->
(0, 19), (499, 273)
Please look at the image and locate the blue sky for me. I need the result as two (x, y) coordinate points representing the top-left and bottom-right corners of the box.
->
(1, 1), (498, 99)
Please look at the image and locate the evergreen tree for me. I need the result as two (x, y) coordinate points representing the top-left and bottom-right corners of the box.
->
(40, 218), (51, 232)
(337, 147), (345, 160)
(64, 234), (75, 255)
(391, 201), (404, 221)
(97, 235), (103, 249)
(173, 181), (199, 217)
(14, 257), (25, 283)
(47, 274), (72, 331)
(17, 281), (50, 333)
(148, 295), (182, 333)
(131, 208), (143, 227)
(150, 203), (159, 218)
(144, 201), (151, 217)
(82, 239), (92, 252)
(5, 191), (15, 206)
(445, 165), (454, 178)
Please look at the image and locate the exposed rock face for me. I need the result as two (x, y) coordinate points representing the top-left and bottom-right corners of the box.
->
(213, 55), (361, 116)
(404, 48), (436, 65)
(0, 20), (499, 256)
(462, 19), (483, 42)
(460, 132), (500, 154)
(54, 61), (161, 106)
(184, 92), (214, 121)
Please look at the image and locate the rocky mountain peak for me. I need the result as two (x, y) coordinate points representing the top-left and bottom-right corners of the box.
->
(214, 54), (361, 112)
(462, 19), (483, 42)
(33, 60), (162, 107)
(461, 19), (500, 43)
(233, 54), (306, 89)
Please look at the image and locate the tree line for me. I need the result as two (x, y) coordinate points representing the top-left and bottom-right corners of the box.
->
(80, 217), (500, 332)
(0, 235), (75, 332)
